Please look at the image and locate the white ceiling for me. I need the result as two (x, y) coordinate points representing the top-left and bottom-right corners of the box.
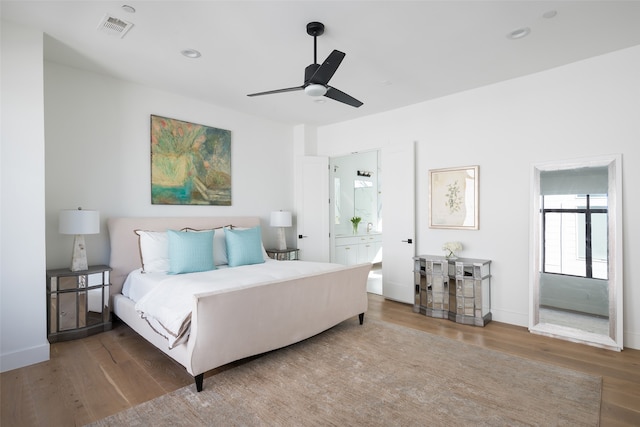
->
(3, 1), (640, 126)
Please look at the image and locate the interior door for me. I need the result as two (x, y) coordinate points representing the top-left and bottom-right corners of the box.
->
(295, 156), (329, 262)
(382, 141), (416, 303)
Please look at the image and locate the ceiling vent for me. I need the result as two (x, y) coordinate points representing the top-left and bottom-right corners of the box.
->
(97, 14), (134, 38)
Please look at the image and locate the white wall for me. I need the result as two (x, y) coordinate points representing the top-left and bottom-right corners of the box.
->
(2, 20), (296, 371)
(1, 21), (50, 371)
(317, 45), (640, 349)
(44, 62), (295, 269)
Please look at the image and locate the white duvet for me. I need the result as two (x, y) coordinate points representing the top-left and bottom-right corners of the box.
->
(124, 259), (345, 349)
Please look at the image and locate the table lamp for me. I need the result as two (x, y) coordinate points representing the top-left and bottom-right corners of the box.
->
(59, 207), (100, 271)
(270, 211), (292, 251)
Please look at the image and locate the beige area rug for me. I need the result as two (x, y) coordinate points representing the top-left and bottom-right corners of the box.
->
(89, 319), (601, 426)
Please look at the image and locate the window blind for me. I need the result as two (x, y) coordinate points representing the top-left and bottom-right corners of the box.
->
(540, 166), (608, 195)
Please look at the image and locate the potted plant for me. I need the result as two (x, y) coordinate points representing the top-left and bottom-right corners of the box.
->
(350, 216), (362, 234)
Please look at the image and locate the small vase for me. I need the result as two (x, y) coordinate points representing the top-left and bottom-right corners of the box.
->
(445, 251), (458, 260)
(352, 223), (359, 234)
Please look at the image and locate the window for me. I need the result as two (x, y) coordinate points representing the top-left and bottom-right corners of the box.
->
(541, 193), (608, 280)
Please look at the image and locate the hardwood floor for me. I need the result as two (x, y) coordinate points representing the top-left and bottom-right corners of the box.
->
(2, 293), (639, 426)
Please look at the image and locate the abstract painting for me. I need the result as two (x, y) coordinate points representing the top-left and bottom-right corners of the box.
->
(150, 115), (231, 205)
(429, 165), (479, 229)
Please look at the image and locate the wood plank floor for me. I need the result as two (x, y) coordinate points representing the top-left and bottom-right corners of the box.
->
(2, 293), (639, 426)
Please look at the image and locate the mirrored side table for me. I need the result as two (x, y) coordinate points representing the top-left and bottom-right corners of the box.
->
(413, 255), (491, 327)
(265, 248), (299, 260)
(46, 264), (112, 343)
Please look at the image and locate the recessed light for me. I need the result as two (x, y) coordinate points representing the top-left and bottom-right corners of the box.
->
(181, 49), (201, 59)
(121, 4), (136, 13)
(314, 99), (327, 104)
(543, 10), (557, 19)
(507, 27), (531, 40)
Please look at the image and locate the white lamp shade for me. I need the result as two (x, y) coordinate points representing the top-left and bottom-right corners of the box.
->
(304, 84), (327, 97)
(59, 209), (100, 235)
(270, 211), (292, 227)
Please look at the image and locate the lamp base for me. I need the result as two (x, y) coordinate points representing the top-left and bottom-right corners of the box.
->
(276, 227), (287, 251)
(70, 234), (88, 272)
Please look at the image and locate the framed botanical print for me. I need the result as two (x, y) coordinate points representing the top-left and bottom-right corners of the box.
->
(150, 115), (231, 205)
(429, 165), (479, 230)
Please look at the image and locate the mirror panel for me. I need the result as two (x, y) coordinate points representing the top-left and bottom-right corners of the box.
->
(530, 154), (623, 351)
(354, 179), (375, 225)
(331, 151), (380, 235)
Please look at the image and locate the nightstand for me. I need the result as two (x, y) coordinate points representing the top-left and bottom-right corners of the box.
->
(46, 264), (112, 343)
(266, 248), (300, 261)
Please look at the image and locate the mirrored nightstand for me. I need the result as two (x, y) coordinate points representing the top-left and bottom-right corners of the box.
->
(46, 265), (112, 342)
(265, 248), (300, 261)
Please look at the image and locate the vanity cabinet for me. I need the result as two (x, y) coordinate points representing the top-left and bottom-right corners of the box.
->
(413, 255), (491, 327)
(334, 234), (382, 266)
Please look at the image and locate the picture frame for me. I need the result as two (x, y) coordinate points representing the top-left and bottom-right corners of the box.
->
(429, 165), (479, 230)
(150, 115), (231, 205)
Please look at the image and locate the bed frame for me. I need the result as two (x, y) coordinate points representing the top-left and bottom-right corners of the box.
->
(107, 216), (371, 391)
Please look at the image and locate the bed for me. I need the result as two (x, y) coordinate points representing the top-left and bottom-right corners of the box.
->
(107, 216), (371, 392)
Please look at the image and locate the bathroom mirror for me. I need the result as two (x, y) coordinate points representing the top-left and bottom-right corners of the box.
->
(354, 179), (376, 227)
(529, 154), (623, 351)
(331, 151), (380, 235)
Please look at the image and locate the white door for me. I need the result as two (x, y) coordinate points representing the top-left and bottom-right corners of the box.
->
(295, 156), (330, 262)
(382, 142), (416, 303)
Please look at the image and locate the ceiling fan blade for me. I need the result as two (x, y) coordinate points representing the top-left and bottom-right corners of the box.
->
(325, 86), (363, 108)
(247, 86), (304, 97)
(309, 50), (345, 85)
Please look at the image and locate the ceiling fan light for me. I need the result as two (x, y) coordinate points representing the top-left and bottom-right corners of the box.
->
(305, 84), (327, 97)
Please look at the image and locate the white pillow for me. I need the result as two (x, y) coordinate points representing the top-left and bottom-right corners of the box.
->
(134, 230), (169, 273)
(213, 228), (229, 266)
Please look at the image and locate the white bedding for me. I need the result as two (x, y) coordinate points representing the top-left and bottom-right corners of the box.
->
(124, 259), (346, 348)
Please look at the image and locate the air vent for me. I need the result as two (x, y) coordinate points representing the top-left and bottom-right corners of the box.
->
(97, 14), (134, 38)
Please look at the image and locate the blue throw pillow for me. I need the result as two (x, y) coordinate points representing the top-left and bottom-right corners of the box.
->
(167, 229), (215, 274)
(225, 226), (265, 267)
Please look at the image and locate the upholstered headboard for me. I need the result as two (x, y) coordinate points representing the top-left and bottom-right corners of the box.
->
(107, 216), (261, 296)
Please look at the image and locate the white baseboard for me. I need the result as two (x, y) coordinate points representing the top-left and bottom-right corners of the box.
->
(0, 342), (49, 373)
(491, 308), (529, 328)
(492, 309), (640, 351)
(624, 329), (640, 350)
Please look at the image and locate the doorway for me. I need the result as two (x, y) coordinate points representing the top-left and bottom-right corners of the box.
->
(329, 150), (383, 295)
(328, 142), (416, 303)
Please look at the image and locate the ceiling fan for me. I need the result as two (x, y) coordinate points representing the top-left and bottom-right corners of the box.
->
(247, 22), (363, 108)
